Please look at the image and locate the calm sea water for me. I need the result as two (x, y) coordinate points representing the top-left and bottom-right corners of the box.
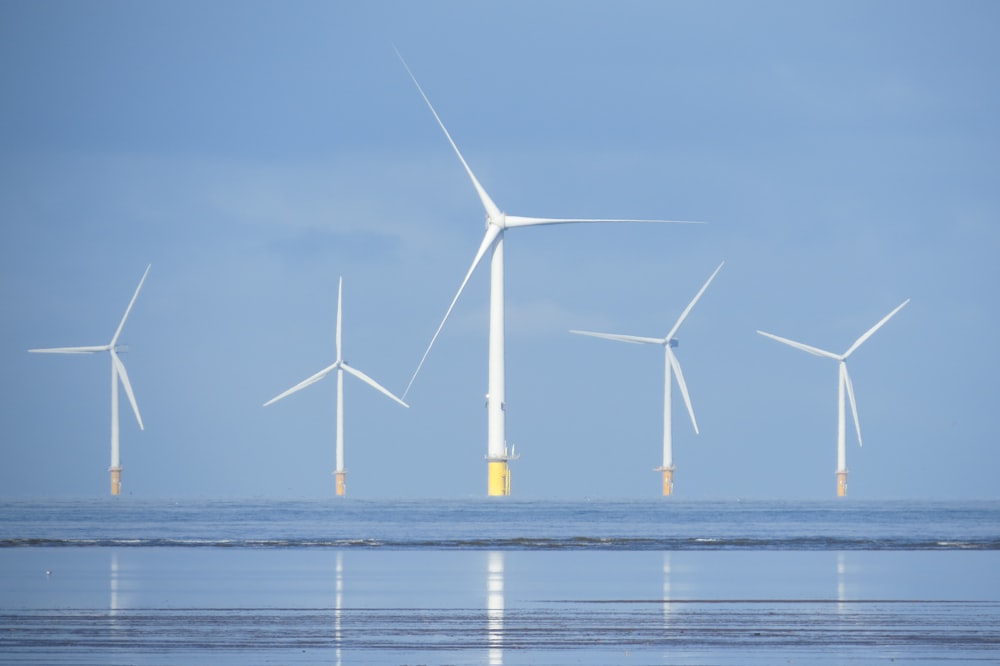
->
(1, 499), (998, 664)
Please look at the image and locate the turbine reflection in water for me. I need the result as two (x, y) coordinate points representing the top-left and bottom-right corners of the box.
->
(486, 551), (504, 665)
(662, 551), (674, 630)
(109, 550), (120, 614)
(334, 551), (343, 666)
(837, 551), (848, 616)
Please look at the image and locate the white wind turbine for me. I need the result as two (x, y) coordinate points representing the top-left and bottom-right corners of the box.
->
(29, 264), (150, 496)
(757, 299), (909, 496)
(396, 52), (699, 496)
(263, 277), (408, 496)
(571, 262), (723, 496)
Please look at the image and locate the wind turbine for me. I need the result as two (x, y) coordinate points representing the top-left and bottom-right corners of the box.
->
(29, 264), (150, 496)
(757, 299), (909, 496)
(396, 51), (700, 496)
(571, 262), (723, 496)
(263, 277), (408, 496)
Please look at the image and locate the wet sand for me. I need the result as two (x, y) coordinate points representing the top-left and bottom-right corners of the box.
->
(1, 548), (998, 664)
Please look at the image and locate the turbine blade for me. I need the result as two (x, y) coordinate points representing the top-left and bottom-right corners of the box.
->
(668, 348), (699, 434)
(111, 264), (151, 347)
(842, 364), (863, 447)
(666, 261), (724, 341)
(402, 224), (502, 399)
(394, 48), (502, 220)
(111, 350), (143, 431)
(569, 330), (663, 345)
(843, 299), (910, 358)
(28, 345), (107, 354)
(342, 364), (409, 408)
(504, 215), (702, 228)
(756, 330), (841, 361)
(263, 362), (339, 407)
(336, 276), (343, 362)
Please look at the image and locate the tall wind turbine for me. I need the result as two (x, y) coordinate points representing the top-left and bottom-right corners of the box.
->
(757, 299), (909, 496)
(29, 264), (150, 496)
(263, 277), (408, 496)
(396, 52), (699, 496)
(571, 262), (723, 496)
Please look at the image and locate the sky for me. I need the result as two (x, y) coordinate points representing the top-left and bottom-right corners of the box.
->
(1, 0), (997, 500)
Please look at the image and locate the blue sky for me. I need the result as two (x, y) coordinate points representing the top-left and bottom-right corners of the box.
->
(1, 1), (997, 499)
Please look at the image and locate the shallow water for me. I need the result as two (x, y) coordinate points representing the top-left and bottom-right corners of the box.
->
(1, 500), (998, 664)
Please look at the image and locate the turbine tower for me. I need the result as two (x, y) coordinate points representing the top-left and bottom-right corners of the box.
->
(263, 277), (408, 496)
(29, 264), (150, 496)
(757, 299), (909, 496)
(396, 51), (699, 496)
(571, 262), (723, 496)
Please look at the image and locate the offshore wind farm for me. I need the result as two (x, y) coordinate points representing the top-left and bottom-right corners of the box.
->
(7, 55), (927, 500)
(3, 3), (996, 501)
(4, 8), (997, 664)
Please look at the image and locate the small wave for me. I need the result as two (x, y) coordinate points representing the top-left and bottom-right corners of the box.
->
(935, 541), (986, 550)
(3, 536), (1000, 551)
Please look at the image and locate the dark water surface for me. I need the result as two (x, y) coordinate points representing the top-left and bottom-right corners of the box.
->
(1, 499), (998, 664)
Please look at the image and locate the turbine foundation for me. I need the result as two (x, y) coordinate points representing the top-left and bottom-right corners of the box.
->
(109, 466), (122, 496)
(487, 459), (510, 496)
(334, 471), (346, 496)
(655, 466), (675, 496)
(836, 470), (848, 497)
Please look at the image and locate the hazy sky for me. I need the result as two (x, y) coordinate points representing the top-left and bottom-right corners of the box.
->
(2, 1), (997, 499)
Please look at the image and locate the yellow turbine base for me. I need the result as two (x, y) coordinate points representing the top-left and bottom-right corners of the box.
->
(487, 460), (510, 497)
(836, 470), (848, 497)
(335, 472), (346, 496)
(657, 467), (675, 496)
(109, 467), (122, 496)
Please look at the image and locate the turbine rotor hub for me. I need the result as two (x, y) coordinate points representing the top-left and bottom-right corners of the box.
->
(486, 211), (507, 229)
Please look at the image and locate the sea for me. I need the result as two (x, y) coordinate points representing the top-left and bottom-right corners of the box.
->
(1, 499), (998, 665)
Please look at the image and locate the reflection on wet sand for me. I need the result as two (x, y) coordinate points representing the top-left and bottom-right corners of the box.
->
(837, 551), (847, 615)
(662, 551), (673, 631)
(487, 551), (504, 665)
(334, 551), (343, 666)
(109, 550), (119, 614)
(1, 549), (991, 664)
